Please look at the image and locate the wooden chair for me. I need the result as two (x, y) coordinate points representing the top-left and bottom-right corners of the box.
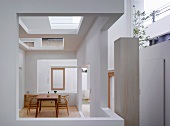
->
(27, 95), (38, 115)
(57, 95), (69, 115)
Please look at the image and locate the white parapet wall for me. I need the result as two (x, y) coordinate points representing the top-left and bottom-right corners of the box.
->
(140, 42), (170, 126)
(146, 14), (170, 38)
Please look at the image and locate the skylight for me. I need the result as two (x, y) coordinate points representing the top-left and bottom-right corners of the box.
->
(49, 16), (83, 30)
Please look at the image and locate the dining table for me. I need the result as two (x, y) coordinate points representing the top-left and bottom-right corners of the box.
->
(35, 94), (58, 118)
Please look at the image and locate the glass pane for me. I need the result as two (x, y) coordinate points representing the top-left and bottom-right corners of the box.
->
(49, 16), (82, 29)
(53, 70), (63, 88)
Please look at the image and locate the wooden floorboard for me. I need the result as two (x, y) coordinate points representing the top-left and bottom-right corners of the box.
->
(19, 106), (80, 118)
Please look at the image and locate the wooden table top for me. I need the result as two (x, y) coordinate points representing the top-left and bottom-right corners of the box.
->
(36, 94), (58, 100)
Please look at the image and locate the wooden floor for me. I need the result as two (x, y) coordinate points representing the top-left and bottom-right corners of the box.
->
(19, 106), (80, 118)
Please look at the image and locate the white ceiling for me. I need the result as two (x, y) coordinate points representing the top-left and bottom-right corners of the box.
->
(20, 17), (51, 29)
(19, 16), (96, 51)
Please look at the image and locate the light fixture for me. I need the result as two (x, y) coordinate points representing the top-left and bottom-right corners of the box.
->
(82, 68), (87, 72)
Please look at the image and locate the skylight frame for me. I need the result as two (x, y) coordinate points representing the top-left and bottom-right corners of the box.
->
(48, 16), (83, 30)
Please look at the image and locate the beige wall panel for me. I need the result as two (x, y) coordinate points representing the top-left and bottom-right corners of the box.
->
(114, 38), (139, 126)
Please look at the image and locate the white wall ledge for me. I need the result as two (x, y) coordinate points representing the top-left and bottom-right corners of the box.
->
(37, 91), (77, 94)
(101, 108), (123, 119)
(17, 117), (123, 121)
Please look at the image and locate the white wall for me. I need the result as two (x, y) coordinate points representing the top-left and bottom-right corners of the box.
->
(108, 0), (144, 70)
(19, 48), (25, 109)
(82, 73), (87, 90)
(134, 0), (144, 11)
(37, 60), (77, 93)
(110, 77), (114, 112)
(146, 14), (170, 38)
(140, 42), (170, 126)
(82, 72), (90, 99)
(25, 52), (77, 106)
(140, 58), (164, 126)
(87, 66), (90, 90)
(77, 17), (110, 117)
(25, 51), (76, 93)
(108, 0), (134, 70)
(0, 0), (124, 125)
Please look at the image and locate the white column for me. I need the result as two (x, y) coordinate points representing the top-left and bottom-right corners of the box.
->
(100, 30), (108, 107)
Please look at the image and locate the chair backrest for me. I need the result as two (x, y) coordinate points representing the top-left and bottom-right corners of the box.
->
(58, 95), (69, 104)
(28, 95), (38, 104)
(63, 95), (69, 102)
(58, 94), (62, 102)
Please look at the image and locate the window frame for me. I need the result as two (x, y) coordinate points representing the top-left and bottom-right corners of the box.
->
(51, 68), (65, 90)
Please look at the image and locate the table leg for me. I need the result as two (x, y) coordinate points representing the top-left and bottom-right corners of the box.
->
(55, 99), (58, 117)
(39, 100), (42, 112)
(35, 100), (39, 118)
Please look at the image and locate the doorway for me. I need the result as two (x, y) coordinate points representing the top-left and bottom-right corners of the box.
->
(108, 70), (114, 111)
(81, 66), (90, 117)
(19, 67), (23, 110)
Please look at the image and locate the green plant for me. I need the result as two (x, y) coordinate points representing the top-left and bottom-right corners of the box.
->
(133, 5), (150, 48)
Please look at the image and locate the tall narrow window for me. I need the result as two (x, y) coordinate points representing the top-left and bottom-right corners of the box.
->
(51, 68), (65, 90)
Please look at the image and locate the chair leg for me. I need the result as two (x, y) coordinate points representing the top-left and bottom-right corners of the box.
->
(67, 106), (69, 115)
(27, 106), (30, 115)
(58, 108), (59, 116)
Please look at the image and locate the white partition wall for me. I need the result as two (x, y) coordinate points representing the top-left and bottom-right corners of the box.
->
(165, 59), (170, 126)
(140, 42), (170, 126)
(140, 59), (164, 126)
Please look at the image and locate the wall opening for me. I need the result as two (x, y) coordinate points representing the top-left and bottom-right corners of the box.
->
(81, 66), (90, 117)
